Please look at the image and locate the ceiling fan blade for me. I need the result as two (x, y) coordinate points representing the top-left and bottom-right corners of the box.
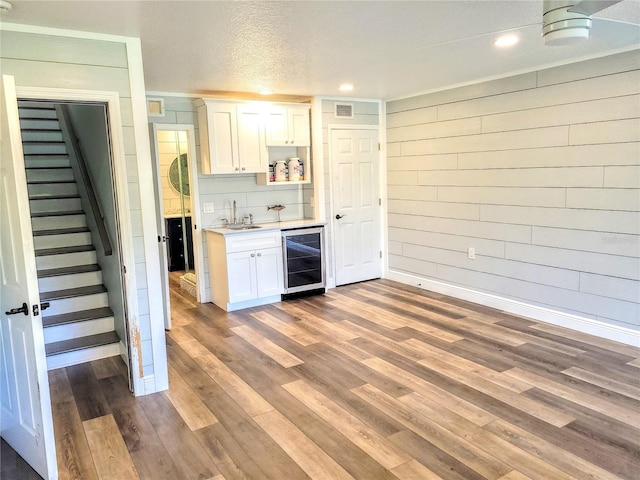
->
(568, 0), (623, 15)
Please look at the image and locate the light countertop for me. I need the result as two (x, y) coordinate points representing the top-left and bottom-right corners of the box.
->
(204, 219), (326, 236)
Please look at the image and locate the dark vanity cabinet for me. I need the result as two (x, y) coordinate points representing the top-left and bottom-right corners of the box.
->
(166, 216), (194, 271)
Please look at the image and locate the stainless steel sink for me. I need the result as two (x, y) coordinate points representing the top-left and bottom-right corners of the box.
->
(226, 224), (261, 230)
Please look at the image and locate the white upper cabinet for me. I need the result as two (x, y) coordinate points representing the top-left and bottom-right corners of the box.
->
(195, 100), (268, 174)
(236, 104), (268, 173)
(265, 105), (311, 146)
(196, 101), (238, 174)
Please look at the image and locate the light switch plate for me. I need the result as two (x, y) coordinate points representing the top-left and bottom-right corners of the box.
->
(203, 202), (214, 213)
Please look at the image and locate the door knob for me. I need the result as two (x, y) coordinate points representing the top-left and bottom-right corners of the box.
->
(5, 302), (28, 316)
(335, 214), (345, 220)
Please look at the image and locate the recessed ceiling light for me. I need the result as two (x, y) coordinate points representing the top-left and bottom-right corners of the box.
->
(339, 84), (354, 92)
(494, 34), (519, 48)
(259, 89), (273, 95)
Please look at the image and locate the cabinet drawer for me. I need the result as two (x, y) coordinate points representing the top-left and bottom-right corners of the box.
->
(225, 231), (281, 253)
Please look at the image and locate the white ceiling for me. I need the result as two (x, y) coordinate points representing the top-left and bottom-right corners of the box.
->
(4, 0), (640, 100)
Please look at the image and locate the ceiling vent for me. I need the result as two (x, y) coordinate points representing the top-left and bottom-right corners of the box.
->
(334, 103), (354, 119)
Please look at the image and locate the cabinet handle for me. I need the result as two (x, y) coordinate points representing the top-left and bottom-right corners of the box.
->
(284, 140), (289, 144)
(251, 253), (255, 257)
(290, 139), (294, 144)
(241, 166), (246, 171)
(257, 253), (262, 257)
(235, 167), (240, 171)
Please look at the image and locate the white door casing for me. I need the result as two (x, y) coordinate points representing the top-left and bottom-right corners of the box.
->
(331, 127), (382, 286)
(0, 75), (58, 479)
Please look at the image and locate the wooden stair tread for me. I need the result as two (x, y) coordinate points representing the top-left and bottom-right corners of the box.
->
(31, 210), (84, 218)
(40, 284), (106, 301)
(27, 180), (76, 185)
(25, 166), (71, 170)
(21, 128), (61, 132)
(21, 140), (65, 144)
(38, 263), (100, 278)
(45, 331), (119, 357)
(23, 153), (68, 157)
(35, 245), (93, 257)
(42, 306), (113, 328)
(32, 226), (88, 236)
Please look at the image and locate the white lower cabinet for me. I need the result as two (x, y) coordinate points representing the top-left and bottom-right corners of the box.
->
(206, 230), (283, 311)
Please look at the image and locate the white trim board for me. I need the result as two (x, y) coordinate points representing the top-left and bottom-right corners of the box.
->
(387, 270), (640, 348)
(125, 38), (169, 394)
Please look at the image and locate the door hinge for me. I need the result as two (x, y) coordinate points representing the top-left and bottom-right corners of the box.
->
(379, 198), (382, 206)
(122, 265), (127, 274)
(378, 143), (381, 151)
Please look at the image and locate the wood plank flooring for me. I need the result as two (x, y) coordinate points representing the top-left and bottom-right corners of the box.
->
(2, 278), (639, 479)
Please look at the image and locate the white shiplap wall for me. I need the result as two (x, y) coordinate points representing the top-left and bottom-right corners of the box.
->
(386, 50), (640, 339)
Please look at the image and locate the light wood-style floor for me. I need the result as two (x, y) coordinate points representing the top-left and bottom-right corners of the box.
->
(4, 278), (640, 479)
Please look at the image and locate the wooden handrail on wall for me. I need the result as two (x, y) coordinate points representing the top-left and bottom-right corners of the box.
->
(56, 105), (113, 257)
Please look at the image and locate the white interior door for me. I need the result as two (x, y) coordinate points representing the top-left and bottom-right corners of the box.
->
(331, 127), (382, 286)
(151, 124), (172, 329)
(1, 75), (58, 479)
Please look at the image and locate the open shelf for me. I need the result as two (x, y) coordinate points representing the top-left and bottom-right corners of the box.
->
(256, 146), (311, 186)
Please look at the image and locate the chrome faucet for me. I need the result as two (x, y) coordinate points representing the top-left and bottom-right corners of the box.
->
(232, 200), (237, 225)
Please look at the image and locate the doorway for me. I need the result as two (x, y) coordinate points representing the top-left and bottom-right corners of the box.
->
(330, 127), (382, 285)
(151, 124), (203, 329)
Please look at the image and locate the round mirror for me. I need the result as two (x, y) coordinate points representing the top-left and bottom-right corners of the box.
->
(168, 153), (190, 196)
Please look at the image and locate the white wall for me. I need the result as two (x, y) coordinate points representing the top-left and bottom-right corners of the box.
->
(386, 50), (640, 341)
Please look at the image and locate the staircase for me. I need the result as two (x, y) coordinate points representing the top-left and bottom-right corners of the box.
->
(19, 101), (121, 370)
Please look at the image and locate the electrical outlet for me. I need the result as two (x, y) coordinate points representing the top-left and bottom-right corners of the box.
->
(203, 202), (214, 213)
(468, 247), (476, 260)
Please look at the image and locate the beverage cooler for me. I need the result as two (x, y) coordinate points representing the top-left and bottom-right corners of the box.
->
(281, 226), (325, 295)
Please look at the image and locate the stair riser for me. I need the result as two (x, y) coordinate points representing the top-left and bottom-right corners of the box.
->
(34, 232), (92, 250)
(28, 183), (78, 197)
(43, 292), (109, 316)
(22, 143), (67, 155)
(32, 214), (86, 231)
(38, 270), (103, 293)
(20, 119), (60, 130)
(26, 168), (74, 183)
(36, 250), (96, 270)
(46, 343), (121, 371)
(30, 197), (82, 214)
(19, 108), (57, 119)
(44, 316), (115, 344)
(21, 131), (64, 142)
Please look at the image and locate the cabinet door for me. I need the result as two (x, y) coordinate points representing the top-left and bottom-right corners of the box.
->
(255, 247), (283, 298)
(203, 103), (238, 174)
(237, 105), (268, 173)
(265, 107), (289, 146)
(227, 251), (257, 303)
(288, 107), (310, 146)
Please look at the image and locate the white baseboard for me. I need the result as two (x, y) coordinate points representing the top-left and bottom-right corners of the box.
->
(386, 270), (640, 348)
